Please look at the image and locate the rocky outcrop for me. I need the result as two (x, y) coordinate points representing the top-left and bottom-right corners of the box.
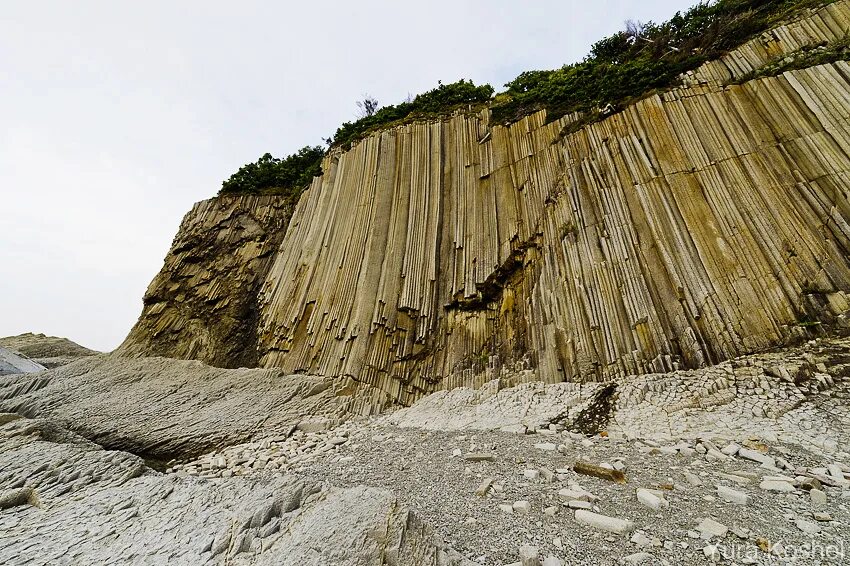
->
(0, 417), (472, 565)
(117, 195), (292, 368)
(0, 347), (44, 376)
(0, 332), (97, 369)
(0, 356), (392, 462)
(120, 2), (850, 405)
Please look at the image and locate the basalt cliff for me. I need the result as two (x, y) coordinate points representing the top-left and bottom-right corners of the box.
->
(5, 3), (850, 565)
(120, 1), (850, 405)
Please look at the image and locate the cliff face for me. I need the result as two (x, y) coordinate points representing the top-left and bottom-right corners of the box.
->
(122, 2), (850, 404)
(118, 196), (291, 368)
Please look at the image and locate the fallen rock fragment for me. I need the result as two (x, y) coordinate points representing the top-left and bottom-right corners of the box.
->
(717, 485), (749, 505)
(519, 544), (540, 566)
(696, 518), (728, 539)
(636, 488), (667, 510)
(574, 510), (635, 534)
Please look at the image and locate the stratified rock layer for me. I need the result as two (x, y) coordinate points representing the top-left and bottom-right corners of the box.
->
(120, 3), (850, 404)
(118, 195), (292, 368)
(0, 418), (472, 566)
(0, 356), (391, 461)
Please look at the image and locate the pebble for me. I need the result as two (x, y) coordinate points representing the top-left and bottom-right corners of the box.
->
(513, 500), (532, 514)
(795, 518), (821, 534)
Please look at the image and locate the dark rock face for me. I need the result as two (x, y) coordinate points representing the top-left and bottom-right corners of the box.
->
(116, 195), (292, 368)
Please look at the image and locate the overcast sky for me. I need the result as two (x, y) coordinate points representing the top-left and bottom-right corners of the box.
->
(1, 0), (695, 351)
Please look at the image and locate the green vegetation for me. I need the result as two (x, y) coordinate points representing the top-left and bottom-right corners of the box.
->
(219, 146), (324, 198)
(332, 80), (495, 149)
(220, 0), (836, 196)
(491, 0), (836, 123)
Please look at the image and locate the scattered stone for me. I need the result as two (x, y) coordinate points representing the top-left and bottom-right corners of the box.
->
(738, 447), (775, 468)
(683, 470), (703, 486)
(499, 504), (514, 514)
(519, 544), (540, 566)
(630, 532), (652, 548)
(795, 519), (821, 534)
(513, 500), (532, 514)
(574, 510), (635, 534)
(810, 489), (827, 506)
(534, 443), (557, 451)
(475, 478), (493, 497)
(703, 545), (721, 562)
(760, 479), (795, 492)
(523, 469), (540, 481)
(696, 518), (728, 539)
(813, 512), (832, 522)
(541, 556), (562, 566)
(717, 485), (749, 505)
(636, 488), (667, 511)
(543, 506), (558, 516)
(623, 552), (653, 564)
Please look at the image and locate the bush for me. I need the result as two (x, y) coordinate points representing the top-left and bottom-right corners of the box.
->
(219, 146), (324, 197)
(332, 79), (494, 148)
(491, 0), (834, 123)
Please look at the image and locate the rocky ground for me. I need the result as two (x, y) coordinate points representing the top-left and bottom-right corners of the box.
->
(1, 337), (850, 564)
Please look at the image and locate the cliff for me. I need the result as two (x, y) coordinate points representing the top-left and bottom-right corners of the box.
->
(117, 196), (292, 368)
(120, 1), (850, 404)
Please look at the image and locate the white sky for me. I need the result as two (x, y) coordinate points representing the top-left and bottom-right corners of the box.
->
(0, 0), (695, 351)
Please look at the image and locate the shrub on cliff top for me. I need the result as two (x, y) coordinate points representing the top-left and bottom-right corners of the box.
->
(219, 146), (324, 197)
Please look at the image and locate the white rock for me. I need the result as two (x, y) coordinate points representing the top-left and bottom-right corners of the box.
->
(738, 447), (775, 468)
(558, 488), (595, 502)
(760, 480), (795, 492)
(541, 557), (562, 566)
(630, 532), (652, 548)
(513, 500), (532, 514)
(534, 443), (557, 451)
(721, 443), (741, 456)
(696, 518), (728, 539)
(623, 552), (653, 564)
(523, 469), (540, 481)
(795, 519), (821, 534)
(499, 504), (514, 514)
(566, 500), (592, 510)
(703, 545), (721, 562)
(519, 544), (540, 566)
(574, 510), (635, 534)
(451, 448), (462, 457)
(543, 506), (558, 516)
(683, 470), (703, 486)
(717, 485), (749, 505)
(636, 489), (666, 511)
(810, 489), (827, 506)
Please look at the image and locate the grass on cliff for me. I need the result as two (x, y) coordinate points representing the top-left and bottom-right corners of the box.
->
(219, 0), (836, 197)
